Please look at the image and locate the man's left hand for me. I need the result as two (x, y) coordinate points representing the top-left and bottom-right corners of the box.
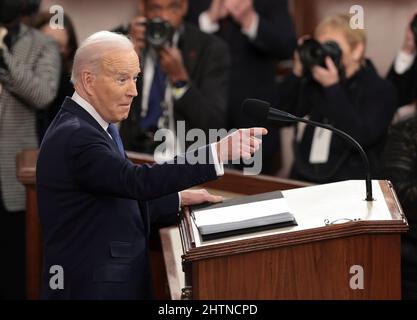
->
(158, 46), (189, 84)
(180, 189), (224, 207)
(311, 57), (340, 87)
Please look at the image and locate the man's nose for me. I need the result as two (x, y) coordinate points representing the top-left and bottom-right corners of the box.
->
(127, 79), (138, 97)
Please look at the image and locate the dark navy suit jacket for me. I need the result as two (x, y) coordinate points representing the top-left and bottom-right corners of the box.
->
(36, 97), (217, 299)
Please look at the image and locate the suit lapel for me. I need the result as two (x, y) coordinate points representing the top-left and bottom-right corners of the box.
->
(61, 98), (121, 156)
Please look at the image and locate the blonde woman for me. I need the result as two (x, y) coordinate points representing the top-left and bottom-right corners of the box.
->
(279, 14), (396, 183)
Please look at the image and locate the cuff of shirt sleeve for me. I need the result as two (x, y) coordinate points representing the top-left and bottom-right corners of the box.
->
(210, 143), (224, 176)
(241, 13), (259, 40)
(199, 11), (220, 34)
(394, 50), (416, 74)
(178, 192), (181, 210)
(171, 84), (190, 100)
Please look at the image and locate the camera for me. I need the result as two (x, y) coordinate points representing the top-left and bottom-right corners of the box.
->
(145, 18), (174, 49)
(298, 39), (343, 78)
(411, 14), (417, 47)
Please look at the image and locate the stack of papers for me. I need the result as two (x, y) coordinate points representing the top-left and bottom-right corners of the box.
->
(191, 191), (296, 240)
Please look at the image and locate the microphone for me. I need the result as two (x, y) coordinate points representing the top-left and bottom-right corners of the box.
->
(242, 98), (374, 201)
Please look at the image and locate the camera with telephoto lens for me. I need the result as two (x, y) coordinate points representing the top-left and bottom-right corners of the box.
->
(411, 14), (417, 47)
(298, 39), (344, 79)
(144, 17), (174, 49)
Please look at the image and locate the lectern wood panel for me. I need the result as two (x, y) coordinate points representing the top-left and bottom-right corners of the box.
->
(192, 234), (400, 300)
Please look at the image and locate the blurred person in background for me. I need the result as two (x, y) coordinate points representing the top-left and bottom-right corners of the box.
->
(34, 11), (78, 141)
(0, 0), (60, 299)
(278, 14), (396, 183)
(119, 0), (230, 159)
(186, 0), (297, 174)
(382, 10), (417, 300)
(387, 11), (417, 120)
(382, 110), (417, 300)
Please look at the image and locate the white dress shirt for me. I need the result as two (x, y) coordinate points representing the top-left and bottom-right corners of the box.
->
(72, 91), (110, 134)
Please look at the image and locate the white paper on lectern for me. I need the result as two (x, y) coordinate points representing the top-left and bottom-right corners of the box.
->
(192, 198), (292, 229)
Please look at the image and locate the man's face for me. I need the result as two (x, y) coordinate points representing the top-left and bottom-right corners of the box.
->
(145, 0), (188, 29)
(89, 49), (140, 123)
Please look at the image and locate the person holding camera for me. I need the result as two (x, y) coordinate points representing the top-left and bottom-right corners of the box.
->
(381, 110), (417, 300)
(382, 11), (417, 301)
(387, 11), (417, 111)
(119, 0), (230, 157)
(186, 0), (297, 174)
(0, 0), (60, 299)
(278, 14), (396, 183)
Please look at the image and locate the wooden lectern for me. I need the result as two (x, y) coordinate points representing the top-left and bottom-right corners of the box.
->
(177, 180), (408, 300)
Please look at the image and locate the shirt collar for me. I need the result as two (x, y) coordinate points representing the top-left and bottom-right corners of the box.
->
(71, 91), (109, 132)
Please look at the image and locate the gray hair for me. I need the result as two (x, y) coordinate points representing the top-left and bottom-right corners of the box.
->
(71, 31), (134, 84)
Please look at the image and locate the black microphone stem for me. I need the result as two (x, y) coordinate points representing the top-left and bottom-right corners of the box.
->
(271, 115), (374, 201)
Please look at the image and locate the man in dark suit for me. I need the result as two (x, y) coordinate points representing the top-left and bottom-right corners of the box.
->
(186, 0), (297, 173)
(120, 0), (230, 156)
(36, 30), (266, 299)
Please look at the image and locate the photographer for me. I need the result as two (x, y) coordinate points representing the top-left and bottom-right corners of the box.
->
(278, 14), (396, 183)
(383, 11), (417, 300)
(382, 110), (417, 300)
(0, 0), (60, 299)
(186, 0), (297, 174)
(119, 0), (230, 156)
(387, 11), (417, 110)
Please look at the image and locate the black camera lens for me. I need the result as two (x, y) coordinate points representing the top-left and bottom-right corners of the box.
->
(411, 14), (417, 47)
(298, 38), (343, 78)
(145, 17), (174, 48)
(298, 39), (324, 69)
(322, 41), (343, 67)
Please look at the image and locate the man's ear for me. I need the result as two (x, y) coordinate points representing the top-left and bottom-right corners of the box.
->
(81, 70), (95, 96)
